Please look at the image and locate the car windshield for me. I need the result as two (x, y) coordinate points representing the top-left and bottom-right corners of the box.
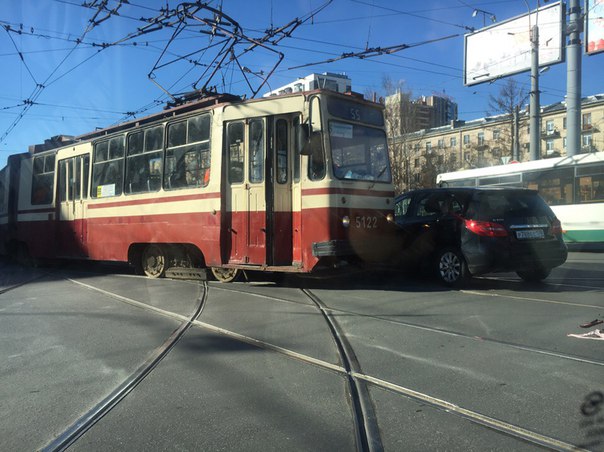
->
(329, 121), (391, 182)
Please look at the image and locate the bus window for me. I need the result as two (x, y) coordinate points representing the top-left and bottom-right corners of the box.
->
(92, 136), (125, 198)
(524, 168), (573, 205)
(31, 154), (55, 205)
(576, 164), (604, 202)
(249, 119), (264, 183)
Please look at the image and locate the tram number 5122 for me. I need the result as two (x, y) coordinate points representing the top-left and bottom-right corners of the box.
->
(355, 216), (378, 229)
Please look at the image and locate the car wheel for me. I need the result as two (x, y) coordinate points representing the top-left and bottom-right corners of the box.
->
(516, 268), (551, 282)
(435, 248), (468, 286)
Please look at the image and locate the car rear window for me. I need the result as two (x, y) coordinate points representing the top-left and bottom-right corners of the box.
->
(468, 191), (553, 222)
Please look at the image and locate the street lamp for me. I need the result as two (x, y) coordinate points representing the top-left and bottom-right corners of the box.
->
(471, 8), (497, 27)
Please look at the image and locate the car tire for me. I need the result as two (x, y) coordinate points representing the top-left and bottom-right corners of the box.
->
(516, 268), (551, 282)
(435, 248), (469, 286)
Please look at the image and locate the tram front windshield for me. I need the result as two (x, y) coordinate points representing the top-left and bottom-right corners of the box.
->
(329, 121), (391, 183)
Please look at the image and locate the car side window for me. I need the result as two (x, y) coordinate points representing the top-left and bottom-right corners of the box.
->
(395, 196), (411, 221)
(416, 194), (441, 217)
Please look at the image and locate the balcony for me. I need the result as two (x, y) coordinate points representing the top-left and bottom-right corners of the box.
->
(541, 128), (560, 139)
(582, 124), (599, 133)
(581, 144), (599, 153)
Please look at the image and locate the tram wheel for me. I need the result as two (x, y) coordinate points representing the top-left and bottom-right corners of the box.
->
(210, 267), (241, 283)
(142, 244), (166, 278)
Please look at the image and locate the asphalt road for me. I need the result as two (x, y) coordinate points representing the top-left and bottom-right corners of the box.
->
(1, 253), (603, 451)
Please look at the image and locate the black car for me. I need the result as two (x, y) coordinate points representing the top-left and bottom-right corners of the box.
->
(393, 187), (568, 285)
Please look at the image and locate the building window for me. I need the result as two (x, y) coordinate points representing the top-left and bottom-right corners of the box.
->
(463, 134), (470, 145)
(493, 130), (500, 140)
(492, 147), (501, 157)
(450, 137), (457, 148)
(546, 120), (554, 134)
(582, 113), (592, 130)
(477, 132), (485, 146)
(437, 139), (444, 149)
(546, 139), (555, 152)
(414, 158), (419, 168)
(563, 117), (567, 129)
(425, 142), (432, 152)
(463, 151), (470, 161)
(563, 137), (567, 148)
(583, 133), (593, 147)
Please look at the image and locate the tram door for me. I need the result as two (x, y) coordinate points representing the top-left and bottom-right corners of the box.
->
(56, 155), (89, 257)
(224, 120), (267, 265)
(267, 117), (294, 266)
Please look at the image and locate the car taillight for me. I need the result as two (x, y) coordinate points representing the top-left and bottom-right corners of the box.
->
(551, 218), (562, 235)
(465, 219), (508, 237)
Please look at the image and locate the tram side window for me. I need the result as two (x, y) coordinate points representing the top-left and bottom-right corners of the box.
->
(0, 169), (6, 213)
(249, 119), (264, 183)
(227, 122), (245, 184)
(31, 154), (55, 205)
(576, 164), (604, 202)
(92, 136), (125, 198)
(164, 114), (211, 190)
(125, 125), (164, 194)
(276, 119), (288, 184)
(524, 168), (573, 205)
(293, 117), (301, 182)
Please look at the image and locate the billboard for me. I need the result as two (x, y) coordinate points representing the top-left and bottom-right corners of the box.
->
(586, 0), (604, 55)
(464, 2), (565, 86)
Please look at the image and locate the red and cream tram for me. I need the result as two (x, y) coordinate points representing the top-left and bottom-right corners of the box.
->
(0, 90), (396, 281)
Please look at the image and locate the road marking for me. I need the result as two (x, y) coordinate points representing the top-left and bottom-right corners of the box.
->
(354, 373), (589, 452)
(461, 289), (603, 310)
(67, 277), (592, 451)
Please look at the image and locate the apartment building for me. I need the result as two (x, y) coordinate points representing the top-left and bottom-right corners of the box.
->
(394, 94), (604, 188)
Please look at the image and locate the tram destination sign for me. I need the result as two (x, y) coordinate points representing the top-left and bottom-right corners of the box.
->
(326, 98), (384, 126)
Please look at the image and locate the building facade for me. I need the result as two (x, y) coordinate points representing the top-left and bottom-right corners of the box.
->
(392, 94), (604, 191)
(264, 72), (351, 97)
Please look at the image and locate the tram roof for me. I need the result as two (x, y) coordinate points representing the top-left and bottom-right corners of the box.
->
(28, 89), (380, 154)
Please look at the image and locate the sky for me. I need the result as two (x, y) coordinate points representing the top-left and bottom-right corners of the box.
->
(1, 0), (602, 168)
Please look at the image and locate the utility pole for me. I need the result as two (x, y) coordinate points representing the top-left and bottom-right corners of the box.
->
(529, 23), (541, 160)
(566, 0), (582, 156)
(513, 105), (520, 161)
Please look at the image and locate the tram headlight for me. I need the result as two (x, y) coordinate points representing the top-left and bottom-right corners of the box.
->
(342, 215), (350, 228)
(386, 213), (394, 223)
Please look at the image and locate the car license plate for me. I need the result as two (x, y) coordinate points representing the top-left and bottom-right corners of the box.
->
(516, 229), (545, 240)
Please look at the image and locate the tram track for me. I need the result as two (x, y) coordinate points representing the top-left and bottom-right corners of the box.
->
(200, 282), (595, 451)
(35, 275), (595, 451)
(208, 282), (604, 368)
(41, 280), (209, 452)
(302, 288), (383, 452)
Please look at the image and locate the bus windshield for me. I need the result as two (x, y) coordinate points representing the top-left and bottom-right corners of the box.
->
(329, 121), (391, 183)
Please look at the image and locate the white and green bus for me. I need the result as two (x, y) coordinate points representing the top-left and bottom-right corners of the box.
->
(437, 152), (604, 245)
